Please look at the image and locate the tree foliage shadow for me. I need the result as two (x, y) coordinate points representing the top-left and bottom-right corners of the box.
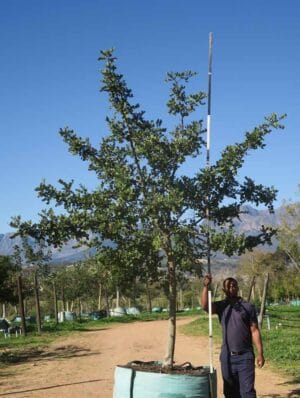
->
(0, 378), (103, 396)
(0, 369), (16, 379)
(259, 393), (300, 398)
(0, 344), (100, 365)
(76, 327), (110, 332)
(288, 388), (300, 397)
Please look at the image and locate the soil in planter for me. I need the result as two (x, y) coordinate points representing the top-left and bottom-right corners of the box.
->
(121, 360), (212, 376)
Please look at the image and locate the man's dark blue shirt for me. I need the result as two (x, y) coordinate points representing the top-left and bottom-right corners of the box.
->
(215, 298), (258, 353)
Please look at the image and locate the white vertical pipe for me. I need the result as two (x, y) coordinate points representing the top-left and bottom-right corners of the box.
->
(208, 290), (213, 373)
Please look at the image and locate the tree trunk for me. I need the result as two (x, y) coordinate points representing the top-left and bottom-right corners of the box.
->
(98, 283), (102, 310)
(252, 284), (256, 301)
(17, 275), (26, 336)
(24, 296), (28, 316)
(145, 281), (152, 313)
(2, 303), (6, 318)
(258, 285), (262, 302)
(34, 271), (42, 333)
(132, 279), (137, 306)
(78, 298), (82, 319)
(179, 288), (183, 310)
(258, 273), (269, 329)
(62, 286), (66, 311)
(116, 287), (120, 308)
(53, 281), (58, 324)
(105, 286), (110, 317)
(213, 283), (219, 300)
(191, 291), (194, 309)
(247, 276), (256, 302)
(163, 252), (176, 368)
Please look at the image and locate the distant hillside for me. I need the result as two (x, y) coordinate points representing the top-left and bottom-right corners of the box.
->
(232, 204), (284, 235)
(0, 233), (95, 265)
(0, 205), (290, 266)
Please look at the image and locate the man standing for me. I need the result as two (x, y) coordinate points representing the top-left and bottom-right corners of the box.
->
(201, 274), (265, 398)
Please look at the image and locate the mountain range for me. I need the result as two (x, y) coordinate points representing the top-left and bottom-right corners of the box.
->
(0, 205), (287, 266)
(0, 234), (95, 265)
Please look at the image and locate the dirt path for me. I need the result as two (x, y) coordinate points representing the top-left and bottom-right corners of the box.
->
(0, 317), (299, 397)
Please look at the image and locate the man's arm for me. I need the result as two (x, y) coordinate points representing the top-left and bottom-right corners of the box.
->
(251, 323), (265, 368)
(200, 274), (216, 313)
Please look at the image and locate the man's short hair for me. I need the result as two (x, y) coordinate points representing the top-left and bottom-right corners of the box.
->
(223, 277), (238, 289)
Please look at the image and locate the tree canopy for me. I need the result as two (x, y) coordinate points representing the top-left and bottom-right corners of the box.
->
(11, 49), (285, 366)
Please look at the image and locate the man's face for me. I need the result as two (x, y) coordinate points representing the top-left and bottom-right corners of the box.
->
(224, 279), (239, 298)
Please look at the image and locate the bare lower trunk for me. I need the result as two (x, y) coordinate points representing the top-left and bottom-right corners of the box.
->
(53, 281), (58, 325)
(105, 286), (110, 317)
(34, 271), (42, 333)
(132, 279), (137, 306)
(163, 253), (176, 368)
(179, 288), (183, 310)
(213, 283), (219, 300)
(98, 283), (102, 310)
(24, 297), (27, 316)
(258, 285), (262, 302)
(146, 281), (152, 313)
(258, 273), (269, 329)
(191, 291), (194, 309)
(17, 275), (26, 336)
(2, 303), (6, 318)
(78, 299), (82, 319)
(116, 287), (120, 308)
(252, 284), (256, 301)
(247, 276), (256, 302)
(62, 286), (66, 311)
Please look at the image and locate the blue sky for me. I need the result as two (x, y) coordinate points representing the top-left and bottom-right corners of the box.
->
(1, 0), (299, 232)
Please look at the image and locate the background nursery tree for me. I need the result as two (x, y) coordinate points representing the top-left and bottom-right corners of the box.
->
(278, 199), (300, 270)
(18, 238), (51, 333)
(12, 49), (285, 368)
(0, 255), (19, 317)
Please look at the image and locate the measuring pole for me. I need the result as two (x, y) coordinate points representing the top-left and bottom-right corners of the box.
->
(206, 32), (213, 275)
(208, 290), (213, 373)
(206, 32), (214, 377)
(206, 32), (213, 169)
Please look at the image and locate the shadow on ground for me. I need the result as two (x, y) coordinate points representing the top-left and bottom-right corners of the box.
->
(288, 389), (300, 398)
(0, 378), (104, 396)
(259, 388), (300, 398)
(0, 344), (100, 365)
(76, 327), (110, 332)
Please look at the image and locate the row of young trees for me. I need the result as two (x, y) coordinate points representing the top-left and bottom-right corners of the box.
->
(0, 255), (202, 320)
(1, 236), (299, 327)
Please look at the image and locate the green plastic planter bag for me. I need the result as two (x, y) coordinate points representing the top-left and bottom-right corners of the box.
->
(113, 363), (217, 398)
